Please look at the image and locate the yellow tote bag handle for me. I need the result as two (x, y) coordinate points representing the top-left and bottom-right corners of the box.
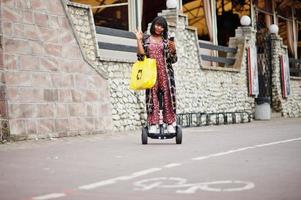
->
(129, 57), (157, 90)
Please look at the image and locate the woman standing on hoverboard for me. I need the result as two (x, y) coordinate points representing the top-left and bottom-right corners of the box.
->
(135, 16), (177, 134)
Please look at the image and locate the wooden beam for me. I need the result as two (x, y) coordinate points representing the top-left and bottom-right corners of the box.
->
(200, 55), (236, 65)
(96, 26), (135, 39)
(199, 42), (237, 53)
(98, 42), (137, 53)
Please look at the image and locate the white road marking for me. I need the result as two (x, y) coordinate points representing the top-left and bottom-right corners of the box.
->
(134, 177), (188, 191)
(32, 193), (66, 200)
(190, 155), (211, 161)
(131, 168), (162, 177)
(78, 179), (117, 190)
(134, 177), (255, 193)
(254, 137), (301, 147)
(192, 137), (301, 161)
(163, 163), (182, 168)
(78, 168), (162, 190)
(195, 180), (255, 192)
(31, 137), (301, 199)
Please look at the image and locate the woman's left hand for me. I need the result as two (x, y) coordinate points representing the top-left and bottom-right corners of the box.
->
(168, 40), (176, 54)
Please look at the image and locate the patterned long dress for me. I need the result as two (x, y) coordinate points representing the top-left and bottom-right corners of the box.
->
(147, 40), (175, 125)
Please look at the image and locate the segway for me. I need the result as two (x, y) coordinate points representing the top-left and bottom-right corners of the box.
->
(141, 90), (182, 144)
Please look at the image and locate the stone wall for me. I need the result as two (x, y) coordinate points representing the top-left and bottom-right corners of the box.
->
(171, 14), (255, 116)
(0, 0), (9, 142)
(0, 0), (112, 141)
(65, 1), (146, 131)
(283, 78), (301, 117)
(270, 35), (301, 117)
(65, 4), (256, 131)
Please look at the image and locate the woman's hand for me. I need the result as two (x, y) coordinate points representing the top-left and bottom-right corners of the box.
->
(135, 30), (145, 55)
(135, 30), (143, 41)
(168, 40), (176, 54)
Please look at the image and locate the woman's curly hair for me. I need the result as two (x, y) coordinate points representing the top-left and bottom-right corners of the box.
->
(150, 16), (168, 40)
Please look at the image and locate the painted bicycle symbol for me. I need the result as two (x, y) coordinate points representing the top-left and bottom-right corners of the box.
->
(134, 177), (255, 194)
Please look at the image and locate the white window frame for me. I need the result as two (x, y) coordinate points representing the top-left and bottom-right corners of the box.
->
(212, 0), (218, 45)
(91, 1), (137, 31)
(91, 0), (142, 32)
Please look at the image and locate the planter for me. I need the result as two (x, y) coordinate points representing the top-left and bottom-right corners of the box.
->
(255, 97), (271, 120)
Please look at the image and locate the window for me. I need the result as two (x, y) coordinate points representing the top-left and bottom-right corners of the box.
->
(275, 0), (294, 58)
(93, 0), (129, 30)
(290, 21), (301, 77)
(275, 1), (293, 21)
(256, 11), (273, 53)
(71, 0), (135, 31)
(278, 17), (293, 56)
(255, 0), (272, 12)
(216, 0), (251, 46)
(182, 0), (251, 45)
(182, 0), (210, 41)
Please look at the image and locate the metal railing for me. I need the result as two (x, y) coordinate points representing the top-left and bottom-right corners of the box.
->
(198, 41), (237, 66)
(177, 112), (253, 127)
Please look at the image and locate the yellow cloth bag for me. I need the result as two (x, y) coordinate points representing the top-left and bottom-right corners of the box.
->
(129, 57), (157, 90)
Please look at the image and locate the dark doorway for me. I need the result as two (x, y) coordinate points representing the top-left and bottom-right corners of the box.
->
(256, 11), (272, 106)
(141, 0), (166, 32)
(217, 11), (240, 46)
(216, 0), (251, 46)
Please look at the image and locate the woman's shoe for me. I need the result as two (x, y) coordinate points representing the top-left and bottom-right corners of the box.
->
(167, 125), (176, 133)
(149, 125), (159, 134)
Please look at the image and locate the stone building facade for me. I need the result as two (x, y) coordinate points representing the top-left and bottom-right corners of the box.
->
(0, 0), (112, 141)
(0, 0), (300, 141)
(66, 2), (256, 131)
(270, 35), (301, 117)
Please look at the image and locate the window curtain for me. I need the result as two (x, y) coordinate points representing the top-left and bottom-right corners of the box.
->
(293, 22), (298, 59)
(203, 0), (213, 42)
(265, 14), (272, 27)
(287, 21), (296, 57)
(203, 0), (218, 64)
(297, 23), (299, 58)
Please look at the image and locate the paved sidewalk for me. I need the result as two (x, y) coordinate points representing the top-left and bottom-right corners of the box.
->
(0, 117), (300, 149)
(0, 117), (300, 200)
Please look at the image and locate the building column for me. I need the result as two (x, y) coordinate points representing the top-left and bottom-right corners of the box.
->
(269, 34), (284, 112)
